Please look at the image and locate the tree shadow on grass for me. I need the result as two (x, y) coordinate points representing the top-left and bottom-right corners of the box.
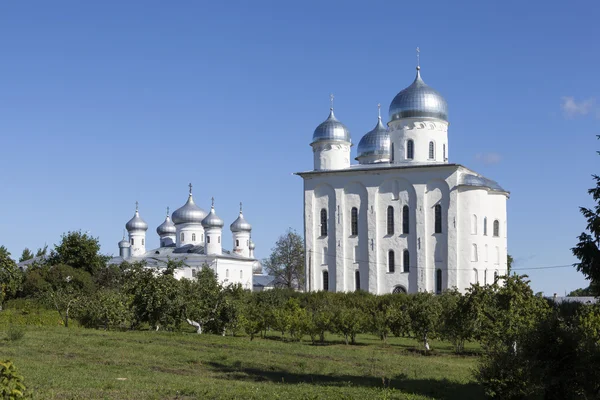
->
(261, 335), (369, 346)
(206, 361), (483, 400)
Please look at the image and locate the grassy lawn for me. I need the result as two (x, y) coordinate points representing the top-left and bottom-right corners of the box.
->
(1, 325), (483, 399)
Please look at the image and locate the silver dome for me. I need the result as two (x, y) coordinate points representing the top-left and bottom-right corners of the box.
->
(118, 233), (131, 248)
(356, 115), (390, 163)
(311, 109), (351, 145)
(389, 67), (448, 122)
(458, 173), (508, 193)
(125, 203), (148, 232)
(157, 208), (176, 236)
(172, 185), (207, 225)
(201, 199), (224, 228)
(230, 203), (252, 232)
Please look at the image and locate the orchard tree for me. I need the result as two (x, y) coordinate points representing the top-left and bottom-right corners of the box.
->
(0, 246), (23, 309)
(263, 228), (305, 290)
(19, 248), (34, 263)
(48, 231), (109, 275)
(407, 291), (441, 351)
(572, 137), (600, 296)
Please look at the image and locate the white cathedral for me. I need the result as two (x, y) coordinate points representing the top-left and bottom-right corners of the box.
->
(110, 184), (257, 290)
(296, 64), (509, 295)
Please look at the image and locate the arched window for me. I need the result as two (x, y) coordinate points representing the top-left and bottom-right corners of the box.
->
(207, 236), (211, 244)
(192, 233), (196, 242)
(435, 269), (442, 294)
(323, 271), (329, 291)
(473, 268), (479, 284)
(218, 236), (221, 244)
(483, 217), (488, 236)
(403, 250), (410, 273)
(320, 209), (327, 237)
(388, 250), (395, 273)
(392, 286), (406, 294)
(131, 238), (134, 245)
(406, 140), (414, 159)
(236, 239), (239, 247)
(434, 204), (442, 233)
(180, 232), (184, 242)
(471, 215), (478, 235)
(351, 207), (358, 236)
(402, 205), (409, 234)
(494, 270), (499, 281)
(484, 269), (488, 285)
(471, 244), (478, 262)
(387, 206), (394, 235)
(355, 270), (360, 291)
(142, 238), (144, 246)
(391, 143), (395, 163)
(428, 141), (435, 159)
(323, 247), (327, 264)
(493, 220), (500, 237)
(443, 144), (446, 160)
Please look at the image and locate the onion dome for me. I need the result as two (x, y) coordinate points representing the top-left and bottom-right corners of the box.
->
(389, 67), (448, 122)
(118, 232), (131, 248)
(201, 198), (224, 228)
(125, 202), (148, 232)
(311, 97), (351, 145)
(356, 106), (390, 164)
(156, 207), (176, 236)
(172, 184), (207, 225)
(230, 202), (252, 232)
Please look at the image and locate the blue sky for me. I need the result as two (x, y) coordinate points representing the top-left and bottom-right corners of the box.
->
(0, 0), (598, 295)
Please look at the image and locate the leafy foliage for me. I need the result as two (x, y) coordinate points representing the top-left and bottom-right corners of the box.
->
(0, 247), (23, 308)
(47, 231), (109, 275)
(0, 360), (29, 399)
(263, 228), (305, 290)
(18, 249), (33, 263)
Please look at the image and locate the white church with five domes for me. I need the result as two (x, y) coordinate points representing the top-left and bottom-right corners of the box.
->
(296, 62), (509, 295)
(109, 184), (257, 290)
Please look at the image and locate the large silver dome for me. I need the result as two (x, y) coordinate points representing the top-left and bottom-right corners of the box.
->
(356, 116), (390, 163)
(201, 201), (224, 228)
(230, 203), (252, 232)
(389, 67), (448, 122)
(156, 210), (176, 236)
(311, 109), (351, 145)
(172, 186), (207, 225)
(125, 205), (148, 232)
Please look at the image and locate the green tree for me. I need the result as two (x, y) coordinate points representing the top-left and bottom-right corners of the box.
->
(572, 135), (600, 296)
(75, 289), (133, 330)
(567, 286), (594, 297)
(263, 229), (305, 290)
(18, 249), (33, 263)
(407, 291), (441, 351)
(507, 254), (514, 275)
(48, 231), (109, 275)
(35, 245), (48, 258)
(331, 293), (367, 345)
(0, 247), (23, 309)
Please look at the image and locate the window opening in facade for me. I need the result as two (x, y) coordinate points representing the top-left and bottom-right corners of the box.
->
(387, 206), (394, 235)
(403, 205), (409, 234)
(435, 269), (442, 294)
(351, 207), (358, 235)
(320, 209), (327, 236)
(407, 140), (414, 159)
(323, 271), (329, 291)
(388, 250), (395, 273)
(403, 250), (410, 273)
(434, 204), (442, 233)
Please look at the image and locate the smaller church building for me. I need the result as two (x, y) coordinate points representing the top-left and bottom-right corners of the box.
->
(109, 184), (258, 290)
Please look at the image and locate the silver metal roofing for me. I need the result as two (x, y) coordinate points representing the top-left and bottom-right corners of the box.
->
(311, 109), (351, 145)
(118, 238), (131, 248)
(389, 67), (448, 122)
(172, 190), (207, 225)
(201, 202), (224, 228)
(156, 214), (176, 236)
(125, 207), (148, 232)
(230, 203), (252, 232)
(356, 116), (390, 163)
(458, 173), (507, 193)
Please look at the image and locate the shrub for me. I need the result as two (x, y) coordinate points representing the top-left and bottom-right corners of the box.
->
(6, 326), (25, 342)
(0, 360), (29, 399)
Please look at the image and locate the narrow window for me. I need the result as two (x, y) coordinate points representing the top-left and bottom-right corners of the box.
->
(351, 207), (358, 235)
(323, 247), (327, 264)
(434, 204), (442, 234)
(192, 233), (196, 241)
(494, 270), (499, 281)
(472, 244), (478, 262)
(207, 236), (211, 244)
(493, 220), (500, 237)
(443, 144), (446, 160)
(403, 250), (410, 273)
(192, 269), (197, 277)
(323, 271), (329, 291)
(429, 141), (435, 159)
(484, 269), (488, 285)
(236, 239), (239, 247)
(390, 143), (395, 163)
(355, 270), (360, 291)
(471, 215), (478, 235)
(131, 238), (134, 245)
(407, 140), (414, 159)
(387, 206), (394, 235)
(181, 232), (184, 242)
(473, 269), (479, 284)
(435, 269), (442, 294)
(483, 217), (488, 236)
(218, 236), (220, 244)
(388, 250), (395, 273)
(402, 205), (409, 234)
(320, 209), (327, 236)
(142, 238), (144, 246)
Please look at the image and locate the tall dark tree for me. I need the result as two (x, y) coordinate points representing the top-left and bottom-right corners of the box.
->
(48, 231), (109, 275)
(0, 246), (23, 308)
(19, 248), (34, 263)
(263, 229), (305, 290)
(35, 245), (48, 258)
(572, 135), (600, 296)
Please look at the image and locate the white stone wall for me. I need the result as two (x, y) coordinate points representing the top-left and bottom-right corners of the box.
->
(312, 141), (351, 171)
(232, 231), (250, 257)
(173, 257), (254, 290)
(388, 118), (449, 164)
(204, 227), (222, 255)
(175, 223), (205, 247)
(129, 231), (146, 256)
(302, 165), (508, 295)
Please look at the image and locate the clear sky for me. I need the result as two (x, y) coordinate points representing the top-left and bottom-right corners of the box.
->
(0, 0), (598, 295)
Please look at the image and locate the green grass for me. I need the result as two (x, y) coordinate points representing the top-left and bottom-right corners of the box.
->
(0, 324), (483, 399)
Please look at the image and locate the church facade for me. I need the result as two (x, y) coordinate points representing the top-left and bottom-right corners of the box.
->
(297, 65), (509, 295)
(109, 185), (258, 290)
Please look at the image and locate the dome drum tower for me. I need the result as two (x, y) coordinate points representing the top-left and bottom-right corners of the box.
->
(125, 202), (148, 257)
(202, 198), (224, 256)
(230, 202), (252, 257)
(311, 95), (352, 171)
